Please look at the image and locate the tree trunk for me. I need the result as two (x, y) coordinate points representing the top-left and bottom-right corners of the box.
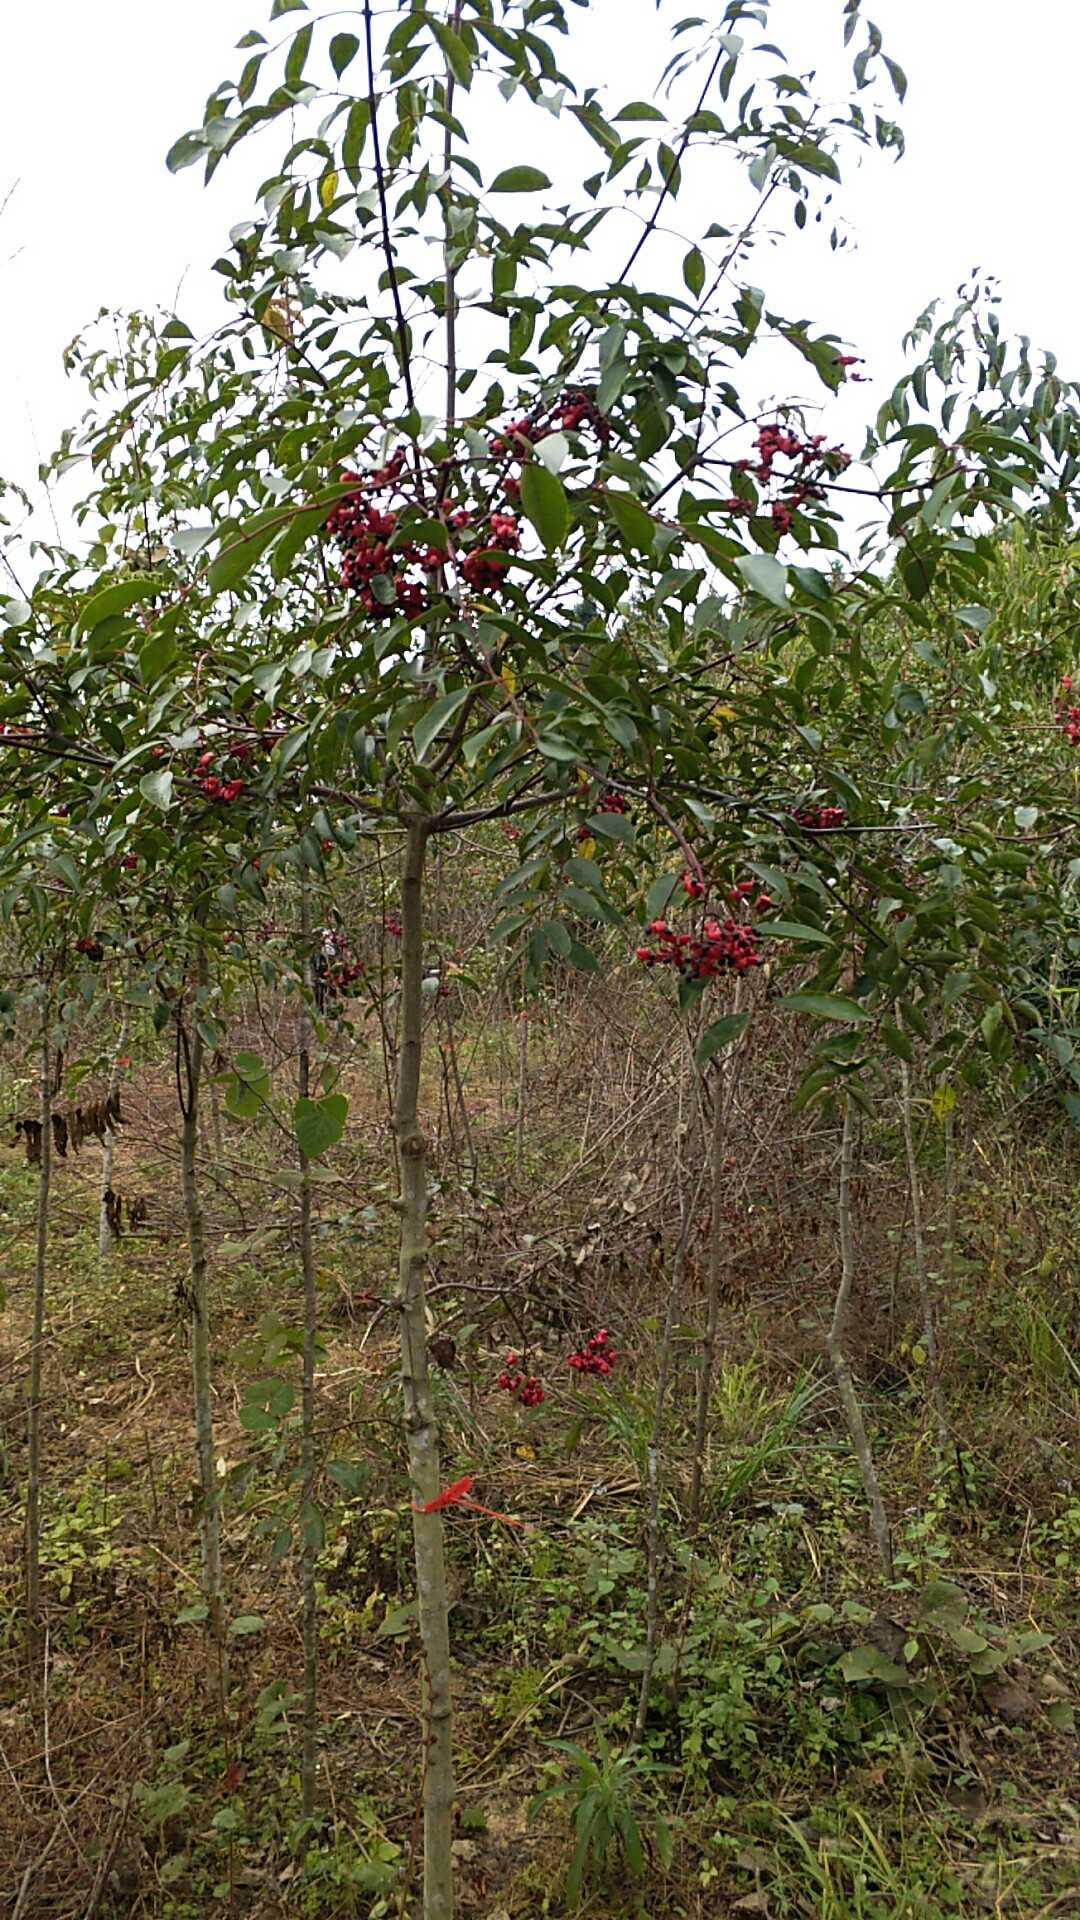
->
(98, 1009), (129, 1261)
(689, 987), (746, 1531)
(25, 1025), (52, 1658)
(689, 1071), (728, 1532)
(827, 1096), (893, 1582)
(394, 815), (453, 1920)
(178, 967), (227, 1686)
(514, 984), (528, 1179)
(298, 879), (319, 1821)
(896, 1039), (949, 1450)
(634, 1071), (707, 1745)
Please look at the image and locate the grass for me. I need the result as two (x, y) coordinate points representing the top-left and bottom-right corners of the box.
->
(0, 1057), (1077, 1917)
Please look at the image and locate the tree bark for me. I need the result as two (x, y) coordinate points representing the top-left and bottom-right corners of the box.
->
(827, 1096), (893, 1582)
(25, 1024), (52, 1657)
(394, 815), (453, 1920)
(689, 986), (746, 1531)
(298, 879), (319, 1821)
(178, 960), (227, 1686)
(634, 1066), (707, 1745)
(896, 1039), (949, 1450)
(98, 1009), (129, 1261)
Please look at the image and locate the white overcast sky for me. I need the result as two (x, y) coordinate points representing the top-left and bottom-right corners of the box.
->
(2, 0), (1078, 570)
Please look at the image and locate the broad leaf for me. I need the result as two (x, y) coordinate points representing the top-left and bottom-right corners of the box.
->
(697, 1012), (750, 1067)
(737, 553), (789, 607)
(780, 992), (871, 1023)
(413, 686), (472, 763)
(490, 166), (550, 192)
(520, 464), (569, 551)
(294, 1093), (348, 1159)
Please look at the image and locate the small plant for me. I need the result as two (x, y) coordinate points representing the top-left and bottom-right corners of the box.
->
(529, 1733), (672, 1905)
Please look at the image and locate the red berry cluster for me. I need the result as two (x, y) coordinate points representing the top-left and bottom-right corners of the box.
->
(193, 737), (261, 805)
(327, 496), (429, 619)
(636, 915), (762, 979)
(567, 1328), (618, 1377)
(724, 424), (852, 535)
(726, 876), (776, 913)
(458, 511), (521, 592)
(794, 804), (846, 831)
(576, 787), (629, 843)
(327, 453), (524, 609)
(681, 869), (706, 900)
(384, 916), (402, 939)
(1056, 676), (1079, 745)
(317, 928), (364, 993)
(497, 1353), (545, 1407)
(75, 936), (104, 960)
(490, 388), (610, 457)
(198, 775), (246, 803)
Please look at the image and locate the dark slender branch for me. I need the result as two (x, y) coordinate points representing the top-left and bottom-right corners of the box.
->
(364, 0), (418, 419)
(617, 37), (728, 285)
(433, 784), (564, 833)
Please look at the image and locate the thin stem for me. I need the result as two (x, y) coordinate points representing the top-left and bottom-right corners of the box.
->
(827, 1095), (893, 1583)
(617, 37), (727, 286)
(394, 814), (454, 1920)
(896, 1028), (949, 1451)
(364, 0), (418, 420)
(179, 954), (227, 1691)
(688, 982), (746, 1530)
(25, 1019), (52, 1663)
(98, 1009), (129, 1261)
(298, 876), (319, 1822)
(633, 1077), (708, 1746)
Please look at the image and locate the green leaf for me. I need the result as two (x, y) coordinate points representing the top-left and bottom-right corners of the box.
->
(520, 464), (569, 551)
(682, 246), (705, 297)
(413, 686), (472, 763)
(645, 872), (679, 921)
(327, 1458), (370, 1497)
(737, 552), (789, 607)
(840, 1644), (911, 1687)
(606, 489), (656, 553)
(139, 629), (177, 685)
(536, 734), (579, 762)
(228, 1614), (266, 1636)
(294, 1093), (348, 1159)
(697, 1012), (749, 1067)
(377, 1601), (418, 1639)
(780, 993), (871, 1023)
(165, 132), (206, 173)
(226, 1051), (271, 1119)
(342, 99), (370, 174)
(138, 769), (174, 812)
(432, 19), (472, 86)
(78, 578), (163, 631)
(207, 514), (280, 594)
(329, 31), (359, 76)
(586, 810), (634, 844)
(535, 431), (569, 474)
(757, 919), (832, 945)
(490, 166), (551, 192)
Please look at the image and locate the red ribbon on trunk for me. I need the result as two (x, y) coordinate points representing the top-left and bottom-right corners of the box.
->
(413, 1474), (524, 1527)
